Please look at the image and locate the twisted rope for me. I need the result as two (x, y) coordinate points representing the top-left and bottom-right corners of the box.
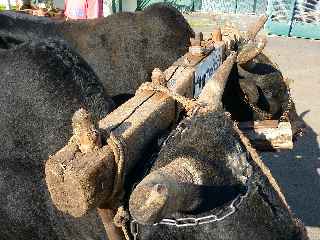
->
(137, 82), (200, 116)
(106, 132), (127, 208)
(105, 132), (132, 239)
(229, 114), (288, 207)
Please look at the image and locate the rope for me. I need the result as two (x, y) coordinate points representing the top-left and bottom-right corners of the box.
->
(105, 132), (132, 239)
(136, 82), (200, 116)
(106, 132), (127, 208)
(114, 206), (132, 240)
(229, 114), (288, 207)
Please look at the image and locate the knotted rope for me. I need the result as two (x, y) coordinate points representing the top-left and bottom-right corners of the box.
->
(102, 132), (132, 240)
(114, 206), (132, 240)
(136, 79), (200, 117)
(105, 132), (127, 208)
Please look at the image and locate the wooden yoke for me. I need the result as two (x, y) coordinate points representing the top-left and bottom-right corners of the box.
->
(45, 39), (226, 218)
(45, 90), (176, 218)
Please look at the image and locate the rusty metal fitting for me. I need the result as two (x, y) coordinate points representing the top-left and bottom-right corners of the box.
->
(211, 28), (222, 42)
(189, 32), (206, 55)
(190, 37), (201, 47)
(189, 46), (205, 56)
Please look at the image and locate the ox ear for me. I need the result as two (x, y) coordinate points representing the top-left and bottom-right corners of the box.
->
(239, 78), (259, 104)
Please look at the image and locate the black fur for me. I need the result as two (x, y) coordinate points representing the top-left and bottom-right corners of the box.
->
(0, 39), (113, 240)
(0, 3), (194, 97)
(131, 112), (307, 240)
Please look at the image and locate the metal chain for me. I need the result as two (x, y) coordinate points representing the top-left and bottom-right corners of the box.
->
(130, 175), (252, 239)
(155, 176), (250, 228)
(241, 93), (273, 120)
(241, 85), (293, 121)
(130, 220), (139, 240)
(279, 88), (293, 122)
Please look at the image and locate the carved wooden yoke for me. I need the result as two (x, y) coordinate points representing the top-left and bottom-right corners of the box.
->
(45, 15), (294, 240)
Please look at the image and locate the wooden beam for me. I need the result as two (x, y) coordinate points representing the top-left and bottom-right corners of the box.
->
(247, 15), (268, 40)
(237, 36), (267, 64)
(238, 121), (293, 150)
(198, 52), (237, 109)
(45, 91), (176, 217)
(45, 42), (226, 217)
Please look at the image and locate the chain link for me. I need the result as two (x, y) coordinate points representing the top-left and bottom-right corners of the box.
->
(241, 85), (293, 122)
(130, 220), (139, 240)
(154, 177), (251, 228)
(130, 176), (252, 240)
(279, 89), (293, 122)
(242, 93), (273, 120)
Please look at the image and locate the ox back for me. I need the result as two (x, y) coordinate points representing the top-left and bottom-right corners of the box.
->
(0, 3), (194, 98)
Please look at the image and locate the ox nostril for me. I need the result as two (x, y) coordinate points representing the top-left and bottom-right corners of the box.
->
(153, 184), (167, 194)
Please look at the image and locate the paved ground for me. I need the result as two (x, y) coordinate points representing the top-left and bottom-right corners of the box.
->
(186, 13), (320, 239)
(262, 36), (320, 238)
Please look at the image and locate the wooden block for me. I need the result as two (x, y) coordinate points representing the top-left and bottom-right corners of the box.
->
(166, 66), (195, 98)
(239, 121), (293, 151)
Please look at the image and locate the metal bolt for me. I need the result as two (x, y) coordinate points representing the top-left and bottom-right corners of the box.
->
(189, 32), (206, 56)
(72, 108), (101, 153)
(195, 32), (204, 42)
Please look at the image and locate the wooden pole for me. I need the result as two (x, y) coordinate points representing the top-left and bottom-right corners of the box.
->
(97, 208), (125, 240)
(247, 15), (268, 40)
(198, 52), (237, 109)
(237, 36), (267, 64)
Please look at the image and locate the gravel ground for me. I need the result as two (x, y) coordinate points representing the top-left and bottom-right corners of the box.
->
(186, 13), (320, 239)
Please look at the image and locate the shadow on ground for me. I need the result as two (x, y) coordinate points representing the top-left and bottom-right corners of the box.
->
(262, 111), (320, 227)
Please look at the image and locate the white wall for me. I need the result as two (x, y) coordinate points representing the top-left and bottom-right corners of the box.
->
(0, 0), (14, 6)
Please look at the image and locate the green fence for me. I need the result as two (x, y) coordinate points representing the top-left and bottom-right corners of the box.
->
(137, 0), (201, 11)
(114, 0), (320, 40)
(200, 0), (268, 14)
(265, 0), (320, 39)
(137, 0), (269, 14)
